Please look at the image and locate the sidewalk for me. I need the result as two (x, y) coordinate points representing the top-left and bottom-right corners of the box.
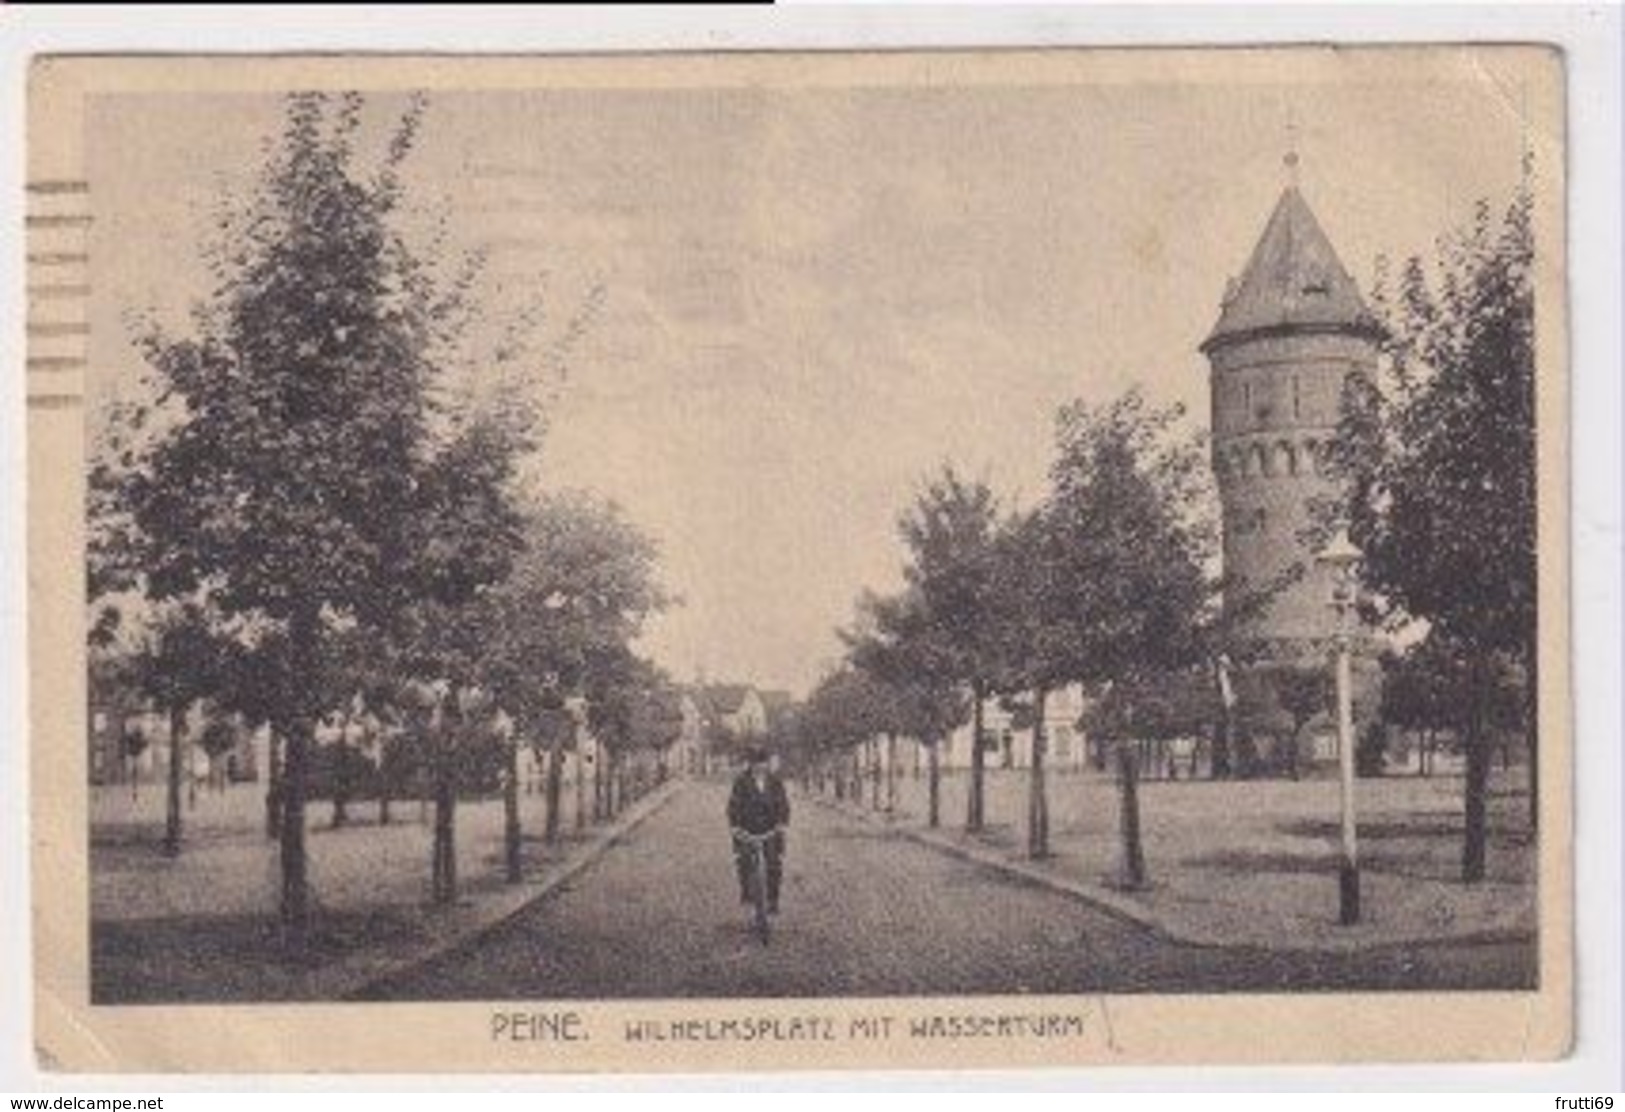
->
(815, 767), (1536, 953)
(91, 776), (683, 1002)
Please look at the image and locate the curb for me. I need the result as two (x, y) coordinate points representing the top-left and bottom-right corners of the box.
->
(316, 778), (684, 1000)
(808, 791), (1535, 956)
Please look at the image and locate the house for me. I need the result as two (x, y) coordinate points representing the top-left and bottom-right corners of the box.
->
(89, 699), (259, 787)
(705, 684), (768, 739)
(672, 689), (712, 776)
(759, 689), (796, 734)
(670, 682), (782, 775)
(939, 685), (1095, 772)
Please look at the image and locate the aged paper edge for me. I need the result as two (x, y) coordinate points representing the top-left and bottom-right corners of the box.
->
(28, 46), (1572, 1074)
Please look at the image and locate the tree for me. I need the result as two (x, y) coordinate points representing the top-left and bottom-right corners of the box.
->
(1041, 390), (1217, 887)
(984, 508), (1076, 859)
(583, 648), (671, 820)
(115, 599), (239, 856)
(1228, 669), (1289, 779)
(483, 490), (668, 845)
(845, 589), (969, 829)
(197, 716), (238, 791)
(1336, 172), (1537, 878)
(894, 467), (1008, 833)
(390, 407), (530, 904)
(797, 666), (894, 802)
(1085, 666), (1216, 781)
(1268, 665), (1332, 780)
(1381, 634), (1526, 779)
(120, 92), (525, 938)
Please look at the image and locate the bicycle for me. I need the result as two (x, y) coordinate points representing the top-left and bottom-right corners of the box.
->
(732, 828), (779, 945)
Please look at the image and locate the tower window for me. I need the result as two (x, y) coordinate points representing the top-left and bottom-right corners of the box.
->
(1292, 375), (1301, 419)
(1242, 382), (1253, 421)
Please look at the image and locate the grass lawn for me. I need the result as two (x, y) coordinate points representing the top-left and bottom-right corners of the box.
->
(868, 765), (1535, 950)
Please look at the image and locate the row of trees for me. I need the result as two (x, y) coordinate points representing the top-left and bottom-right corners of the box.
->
(798, 389), (1217, 885)
(793, 169), (1538, 886)
(88, 92), (679, 943)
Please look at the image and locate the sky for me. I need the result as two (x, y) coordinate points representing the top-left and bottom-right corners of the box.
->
(85, 49), (1547, 695)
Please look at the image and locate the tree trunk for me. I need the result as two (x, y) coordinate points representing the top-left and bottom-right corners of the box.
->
(504, 737), (522, 884)
(378, 742), (392, 826)
(592, 741), (605, 822)
(1463, 660), (1491, 884)
(163, 703), (185, 857)
(968, 684), (986, 832)
(544, 739), (564, 843)
(1526, 629), (1539, 832)
(1028, 687), (1049, 859)
(431, 767), (457, 903)
(431, 706), (458, 905)
(927, 740), (941, 829)
(331, 737), (350, 829)
(1116, 742), (1147, 890)
(885, 732), (898, 814)
(279, 718), (312, 942)
(265, 731), (282, 839)
(1210, 658), (1233, 780)
(868, 738), (880, 810)
(575, 747), (589, 832)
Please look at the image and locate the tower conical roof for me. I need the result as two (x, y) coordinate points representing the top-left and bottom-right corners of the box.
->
(1201, 186), (1378, 353)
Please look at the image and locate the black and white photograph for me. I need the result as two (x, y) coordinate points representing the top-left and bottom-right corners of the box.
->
(23, 44), (1571, 1072)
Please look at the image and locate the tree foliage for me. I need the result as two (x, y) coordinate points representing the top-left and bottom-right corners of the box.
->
(1335, 168), (1538, 873)
(890, 465), (1007, 829)
(1343, 187), (1535, 660)
(103, 92), (549, 927)
(1042, 390), (1217, 691)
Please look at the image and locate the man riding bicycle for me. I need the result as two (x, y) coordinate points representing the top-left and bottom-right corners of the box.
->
(727, 747), (790, 916)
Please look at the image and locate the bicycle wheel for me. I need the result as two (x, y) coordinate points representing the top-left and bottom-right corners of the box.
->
(752, 845), (771, 945)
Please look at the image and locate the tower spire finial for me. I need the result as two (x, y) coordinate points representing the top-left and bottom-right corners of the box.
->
(1283, 107), (1301, 187)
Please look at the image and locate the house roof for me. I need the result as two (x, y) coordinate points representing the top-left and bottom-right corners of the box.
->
(759, 690), (797, 728)
(1201, 186), (1379, 353)
(702, 683), (756, 715)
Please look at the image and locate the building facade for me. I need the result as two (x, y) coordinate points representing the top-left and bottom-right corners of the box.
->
(939, 686), (1095, 773)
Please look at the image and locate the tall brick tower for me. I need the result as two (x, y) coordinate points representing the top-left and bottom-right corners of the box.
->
(1200, 179), (1382, 659)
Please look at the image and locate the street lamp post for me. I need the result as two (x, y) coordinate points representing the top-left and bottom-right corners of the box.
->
(1316, 525), (1363, 926)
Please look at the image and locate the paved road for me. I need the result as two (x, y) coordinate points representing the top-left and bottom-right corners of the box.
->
(362, 781), (1536, 1000)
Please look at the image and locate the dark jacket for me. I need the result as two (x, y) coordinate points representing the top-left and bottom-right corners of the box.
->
(727, 770), (791, 835)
